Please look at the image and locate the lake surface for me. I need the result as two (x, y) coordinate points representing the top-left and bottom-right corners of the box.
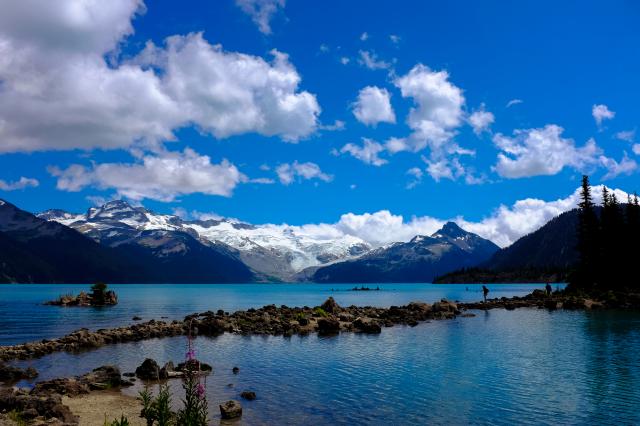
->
(3, 283), (640, 425)
(0, 283), (555, 346)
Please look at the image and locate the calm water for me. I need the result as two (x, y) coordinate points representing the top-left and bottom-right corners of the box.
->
(3, 284), (639, 425)
(0, 283), (552, 346)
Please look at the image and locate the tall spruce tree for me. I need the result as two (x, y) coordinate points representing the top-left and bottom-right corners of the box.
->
(573, 175), (599, 289)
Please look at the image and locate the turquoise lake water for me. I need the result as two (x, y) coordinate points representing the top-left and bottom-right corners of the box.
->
(2, 283), (639, 425)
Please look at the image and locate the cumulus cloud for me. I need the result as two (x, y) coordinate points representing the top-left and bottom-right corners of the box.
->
(634, 144), (640, 156)
(133, 34), (320, 142)
(0, 0), (318, 153)
(592, 104), (615, 127)
(360, 32), (369, 41)
(352, 86), (395, 126)
(336, 138), (387, 166)
(358, 50), (391, 70)
(276, 161), (333, 185)
(468, 104), (495, 135)
(235, 0), (285, 35)
(425, 157), (465, 182)
(312, 185), (631, 248)
(49, 148), (245, 201)
(493, 125), (601, 178)
(0, 177), (39, 191)
(340, 57), (350, 65)
(391, 64), (465, 153)
(389, 34), (401, 44)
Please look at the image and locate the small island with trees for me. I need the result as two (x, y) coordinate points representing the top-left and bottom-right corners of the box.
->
(45, 282), (118, 307)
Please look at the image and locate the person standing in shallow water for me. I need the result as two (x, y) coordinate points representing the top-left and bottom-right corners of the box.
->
(482, 285), (489, 303)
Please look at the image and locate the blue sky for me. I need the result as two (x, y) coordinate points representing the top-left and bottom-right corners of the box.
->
(0, 0), (639, 234)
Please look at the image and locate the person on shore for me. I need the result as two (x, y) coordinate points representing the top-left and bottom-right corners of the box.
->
(545, 283), (553, 296)
(482, 285), (489, 303)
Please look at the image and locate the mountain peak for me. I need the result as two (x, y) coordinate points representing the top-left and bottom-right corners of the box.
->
(433, 221), (466, 238)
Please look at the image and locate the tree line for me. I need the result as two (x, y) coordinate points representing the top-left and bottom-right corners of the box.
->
(571, 175), (640, 292)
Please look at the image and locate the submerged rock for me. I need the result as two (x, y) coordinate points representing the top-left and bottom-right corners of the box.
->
(220, 400), (243, 419)
(240, 390), (256, 400)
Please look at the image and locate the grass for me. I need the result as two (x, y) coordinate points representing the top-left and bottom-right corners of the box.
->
(313, 307), (328, 317)
(7, 410), (26, 426)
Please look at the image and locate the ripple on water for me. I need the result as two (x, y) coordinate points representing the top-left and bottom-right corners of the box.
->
(8, 308), (640, 425)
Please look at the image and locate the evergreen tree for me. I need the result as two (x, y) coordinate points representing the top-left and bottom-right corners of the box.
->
(573, 175), (599, 289)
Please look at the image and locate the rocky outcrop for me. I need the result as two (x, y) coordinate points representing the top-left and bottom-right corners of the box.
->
(2, 292), (639, 363)
(45, 290), (118, 307)
(0, 387), (77, 424)
(220, 400), (242, 419)
(0, 363), (37, 383)
(1, 365), (129, 425)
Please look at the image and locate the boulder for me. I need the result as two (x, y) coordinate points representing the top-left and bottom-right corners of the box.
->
(82, 365), (127, 390)
(407, 302), (431, 313)
(240, 391), (256, 401)
(31, 377), (90, 397)
(353, 317), (382, 334)
(320, 297), (341, 314)
(0, 363), (38, 383)
(432, 299), (459, 314)
(135, 358), (160, 380)
(220, 400), (242, 419)
(160, 361), (181, 379)
(176, 360), (213, 374)
(317, 318), (340, 335)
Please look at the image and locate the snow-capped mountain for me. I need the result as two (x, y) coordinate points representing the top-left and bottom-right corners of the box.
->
(310, 222), (500, 283)
(38, 200), (372, 280)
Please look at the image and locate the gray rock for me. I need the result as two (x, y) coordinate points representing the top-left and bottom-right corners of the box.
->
(220, 400), (242, 419)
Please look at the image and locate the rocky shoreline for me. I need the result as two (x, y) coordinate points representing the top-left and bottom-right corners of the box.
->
(3, 290), (638, 363)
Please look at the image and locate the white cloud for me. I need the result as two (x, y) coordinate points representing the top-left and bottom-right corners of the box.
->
(49, 148), (245, 201)
(352, 86), (396, 126)
(272, 185), (632, 248)
(405, 167), (423, 189)
(425, 157), (465, 182)
(320, 120), (346, 131)
(337, 138), (388, 166)
(319, 43), (329, 53)
(334, 210), (444, 247)
(0, 177), (39, 191)
(600, 153), (638, 180)
(135, 34), (320, 142)
(0, 1), (318, 153)
(276, 161), (333, 185)
(592, 104), (615, 127)
(235, 0), (285, 35)
(340, 57), (350, 65)
(468, 104), (495, 135)
(506, 99), (523, 108)
(392, 64), (465, 153)
(358, 50), (391, 70)
(389, 34), (401, 44)
(493, 125), (601, 178)
(633, 144), (640, 156)
(360, 32), (369, 41)
(615, 130), (635, 142)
